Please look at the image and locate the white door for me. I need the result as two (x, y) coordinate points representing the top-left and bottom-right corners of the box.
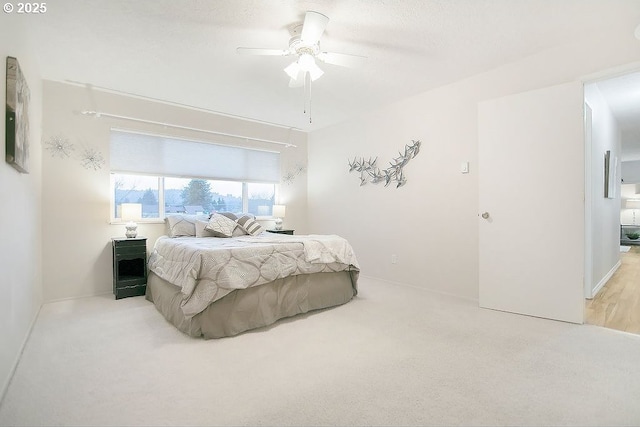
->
(478, 82), (585, 324)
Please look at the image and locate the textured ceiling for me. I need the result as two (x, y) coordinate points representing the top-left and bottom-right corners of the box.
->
(20, 0), (640, 134)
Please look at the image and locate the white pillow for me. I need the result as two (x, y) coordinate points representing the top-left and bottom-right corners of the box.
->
(205, 213), (238, 238)
(166, 214), (208, 237)
(236, 215), (264, 236)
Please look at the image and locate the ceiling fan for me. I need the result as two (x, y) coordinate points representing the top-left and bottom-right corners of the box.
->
(236, 11), (367, 88)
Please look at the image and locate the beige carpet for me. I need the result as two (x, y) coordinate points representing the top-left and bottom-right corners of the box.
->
(1, 276), (640, 426)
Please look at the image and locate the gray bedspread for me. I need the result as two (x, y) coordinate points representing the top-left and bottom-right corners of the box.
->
(148, 234), (359, 318)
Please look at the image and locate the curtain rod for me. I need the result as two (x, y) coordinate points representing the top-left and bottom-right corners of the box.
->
(65, 79), (298, 130)
(80, 111), (298, 148)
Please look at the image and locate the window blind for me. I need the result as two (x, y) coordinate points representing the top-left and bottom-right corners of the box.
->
(110, 130), (280, 183)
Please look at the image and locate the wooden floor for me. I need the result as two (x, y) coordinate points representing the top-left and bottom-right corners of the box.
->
(585, 245), (640, 335)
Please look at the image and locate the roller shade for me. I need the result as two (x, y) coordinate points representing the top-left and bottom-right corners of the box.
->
(110, 130), (280, 183)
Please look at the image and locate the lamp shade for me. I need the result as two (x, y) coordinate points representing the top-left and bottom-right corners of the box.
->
(121, 203), (142, 221)
(272, 204), (286, 218)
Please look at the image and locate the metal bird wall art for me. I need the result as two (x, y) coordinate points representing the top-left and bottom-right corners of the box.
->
(348, 140), (421, 189)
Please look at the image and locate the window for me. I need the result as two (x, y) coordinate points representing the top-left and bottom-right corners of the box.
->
(110, 130), (280, 221)
(111, 174), (275, 221)
(164, 177), (242, 215)
(113, 174), (159, 219)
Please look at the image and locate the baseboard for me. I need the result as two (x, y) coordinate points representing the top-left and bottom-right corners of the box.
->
(0, 302), (42, 406)
(45, 290), (112, 305)
(589, 260), (621, 299)
(359, 274), (478, 303)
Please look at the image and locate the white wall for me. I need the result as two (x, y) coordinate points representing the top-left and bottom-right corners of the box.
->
(621, 183), (640, 225)
(307, 29), (640, 301)
(585, 83), (622, 297)
(41, 81), (308, 302)
(621, 160), (640, 183)
(0, 20), (43, 398)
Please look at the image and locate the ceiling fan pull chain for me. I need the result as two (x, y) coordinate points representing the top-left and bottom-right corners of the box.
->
(303, 71), (307, 114)
(308, 76), (312, 124)
(298, 71), (312, 123)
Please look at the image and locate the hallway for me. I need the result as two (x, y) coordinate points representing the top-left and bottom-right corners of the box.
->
(585, 246), (640, 335)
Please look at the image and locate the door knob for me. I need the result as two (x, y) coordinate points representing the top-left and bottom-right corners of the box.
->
(481, 212), (490, 219)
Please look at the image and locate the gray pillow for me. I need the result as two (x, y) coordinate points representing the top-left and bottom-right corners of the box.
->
(236, 215), (264, 236)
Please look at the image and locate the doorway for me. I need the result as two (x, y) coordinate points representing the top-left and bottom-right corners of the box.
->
(584, 70), (640, 335)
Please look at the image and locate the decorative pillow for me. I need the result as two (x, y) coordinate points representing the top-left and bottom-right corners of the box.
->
(205, 213), (238, 238)
(195, 220), (216, 238)
(166, 214), (208, 237)
(236, 215), (264, 236)
(196, 219), (247, 237)
(216, 212), (238, 221)
(236, 212), (256, 220)
(232, 225), (248, 237)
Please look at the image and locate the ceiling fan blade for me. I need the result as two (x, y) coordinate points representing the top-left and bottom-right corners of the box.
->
(317, 51), (367, 68)
(300, 11), (329, 44)
(236, 47), (289, 56)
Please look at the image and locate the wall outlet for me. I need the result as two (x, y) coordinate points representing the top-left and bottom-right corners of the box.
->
(391, 254), (397, 264)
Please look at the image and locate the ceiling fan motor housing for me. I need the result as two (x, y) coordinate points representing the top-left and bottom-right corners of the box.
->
(288, 34), (320, 57)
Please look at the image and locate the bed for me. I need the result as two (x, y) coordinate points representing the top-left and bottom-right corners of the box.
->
(145, 213), (359, 338)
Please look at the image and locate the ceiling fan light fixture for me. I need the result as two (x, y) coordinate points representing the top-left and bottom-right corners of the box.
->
(298, 53), (324, 81)
(284, 61), (301, 79)
(308, 62), (324, 81)
(298, 53), (315, 71)
(285, 54), (323, 82)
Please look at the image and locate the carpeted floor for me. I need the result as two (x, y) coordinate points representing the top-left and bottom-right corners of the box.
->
(1, 276), (640, 426)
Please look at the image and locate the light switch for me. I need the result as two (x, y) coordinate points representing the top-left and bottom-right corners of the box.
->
(461, 162), (469, 174)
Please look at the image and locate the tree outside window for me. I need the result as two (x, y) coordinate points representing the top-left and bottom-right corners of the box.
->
(180, 179), (214, 213)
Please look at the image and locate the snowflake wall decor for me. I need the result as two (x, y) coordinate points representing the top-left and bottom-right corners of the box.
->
(348, 140), (421, 189)
(79, 146), (105, 171)
(282, 162), (307, 185)
(44, 135), (75, 158)
(282, 171), (297, 185)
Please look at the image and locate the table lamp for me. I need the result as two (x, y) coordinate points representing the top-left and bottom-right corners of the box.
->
(272, 204), (286, 230)
(121, 203), (142, 238)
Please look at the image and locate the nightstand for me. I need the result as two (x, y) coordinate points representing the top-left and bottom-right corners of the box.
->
(267, 229), (294, 235)
(112, 237), (147, 299)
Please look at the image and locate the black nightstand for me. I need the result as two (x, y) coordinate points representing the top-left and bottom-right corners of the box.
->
(112, 237), (147, 299)
(267, 229), (294, 235)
